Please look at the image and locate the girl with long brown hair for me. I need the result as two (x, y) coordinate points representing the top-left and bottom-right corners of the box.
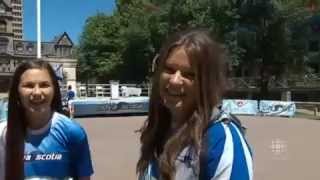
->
(137, 29), (253, 180)
(0, 60), (93, 180)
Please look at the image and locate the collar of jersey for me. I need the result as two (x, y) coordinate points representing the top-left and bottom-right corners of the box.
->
(27, 112), (57, 135)
(210, 107), (229, 124)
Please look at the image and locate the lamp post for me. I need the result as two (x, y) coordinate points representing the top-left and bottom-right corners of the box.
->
(37, 0), (41, 59)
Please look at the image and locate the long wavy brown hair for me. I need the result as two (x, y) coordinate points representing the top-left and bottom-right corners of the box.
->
(5, 60), (63, 180)
(137, 28), (227, 179)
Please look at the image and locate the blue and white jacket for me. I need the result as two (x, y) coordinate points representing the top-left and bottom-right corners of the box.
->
(140, 111), (253, 180)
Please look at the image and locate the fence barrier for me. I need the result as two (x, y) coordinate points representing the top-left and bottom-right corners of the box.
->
(222, 99), (296, 117)
(2, 81), (320, 118)
(61, 83), (151, 98)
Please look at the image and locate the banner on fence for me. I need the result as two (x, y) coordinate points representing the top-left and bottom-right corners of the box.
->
(70, 98), (108, 116)
(222, 99), (259, 115)
(70, 97), (149, 117)
(259, 100), (296, 117)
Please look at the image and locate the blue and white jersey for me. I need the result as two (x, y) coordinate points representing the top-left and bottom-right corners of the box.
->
(0, 112), (94, 180)
(66, 90), (76, 101)
(140, 111), (253, 180)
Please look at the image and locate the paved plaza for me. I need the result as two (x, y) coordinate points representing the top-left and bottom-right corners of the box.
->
(77, 115), (320, 180)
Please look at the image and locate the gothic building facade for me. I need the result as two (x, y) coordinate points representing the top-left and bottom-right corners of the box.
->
(0, 0), (77, 92)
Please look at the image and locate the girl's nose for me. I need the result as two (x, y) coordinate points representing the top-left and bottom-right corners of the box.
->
(169, 71), (183, 85)
(30, 85), (43, 100)
(32, 85), (41, 95)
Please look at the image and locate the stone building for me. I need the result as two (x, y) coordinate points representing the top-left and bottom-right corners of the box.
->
(0, 0), (77, 92)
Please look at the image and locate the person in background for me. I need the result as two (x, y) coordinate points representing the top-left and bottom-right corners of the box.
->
(0, 60), (93, 180)
(63, 85), (76, 118)
(66, 85), (76, 101)
(137, 28), (253, 180)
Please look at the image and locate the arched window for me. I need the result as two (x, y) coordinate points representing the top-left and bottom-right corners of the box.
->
(0, 21), (6, 32)
(15, 42), (23, 51)
(0, 37), (8, 52)
(26, 43), (34, 52)
(0, 3), (5, 14)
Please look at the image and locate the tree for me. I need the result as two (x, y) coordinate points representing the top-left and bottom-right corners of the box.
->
(232, 0), (317, 99)
(77, 0), (318, 92)
(78, 0), (158, 83)
(78, 13), (123, 82)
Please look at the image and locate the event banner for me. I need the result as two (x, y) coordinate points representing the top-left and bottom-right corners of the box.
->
(222, 99), (259, 115)
(259, 100), (296, 117)
(70, 98), (295, 117)
(70, 97), (149, 117)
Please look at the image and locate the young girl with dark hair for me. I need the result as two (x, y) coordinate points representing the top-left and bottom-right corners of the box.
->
(0, 60), (93, 180)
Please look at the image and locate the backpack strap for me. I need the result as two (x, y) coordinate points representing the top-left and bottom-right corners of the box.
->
(205, 110), (246, 135)
(199, 111), (246, 179)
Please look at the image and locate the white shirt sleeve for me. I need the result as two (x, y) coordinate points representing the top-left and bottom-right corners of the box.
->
(0, 121), (7, 180)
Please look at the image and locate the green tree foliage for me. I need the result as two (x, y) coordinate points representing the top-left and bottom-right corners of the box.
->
(78, 0), (242, 83)
(116, 0), (154, 82)
(77, 0), (319, 99)
(232, 0), (318, 98)
(78, 13), (123, 82)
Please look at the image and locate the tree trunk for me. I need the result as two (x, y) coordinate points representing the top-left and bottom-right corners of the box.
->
(259, 66), (269, 100)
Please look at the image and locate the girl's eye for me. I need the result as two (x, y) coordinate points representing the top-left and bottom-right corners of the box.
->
(22, 83), (34, 89)
(39, 82), (51, 88)
(183, 72), (195, 79)
(164, 66), (175, 74)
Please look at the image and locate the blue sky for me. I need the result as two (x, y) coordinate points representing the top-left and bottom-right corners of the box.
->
(23, 0), (116, 44)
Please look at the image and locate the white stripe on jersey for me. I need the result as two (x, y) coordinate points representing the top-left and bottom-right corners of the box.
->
(212, 123), (234, 180)
(147, 163), (152, 180)
(231, 123), (253, 180)
(0, 121), (6, 180)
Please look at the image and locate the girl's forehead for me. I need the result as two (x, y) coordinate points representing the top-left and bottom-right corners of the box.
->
(20, 68), (52, 82)
(166, 47), (194, 67)
(23, 68), (49, 75)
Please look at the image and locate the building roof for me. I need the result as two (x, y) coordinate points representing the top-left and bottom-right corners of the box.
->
(12, 32), (74, 57)
(53, 32), (74, 46)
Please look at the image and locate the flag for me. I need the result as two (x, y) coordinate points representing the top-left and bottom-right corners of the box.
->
(53, 64), (63, 80)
